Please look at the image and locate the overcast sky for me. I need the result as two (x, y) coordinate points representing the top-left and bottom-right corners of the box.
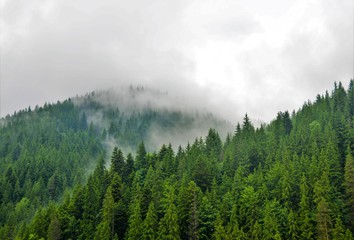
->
(1, 0), (353, 123)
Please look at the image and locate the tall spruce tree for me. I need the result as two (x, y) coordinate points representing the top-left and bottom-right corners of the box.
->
(95, 186), (115, 240)
(111, 147), (125, 176)
(135, 142), (148, 171)
(127, 198), (143, 240)
(344, 149), (354, 232)
(142, 202), (158, 240)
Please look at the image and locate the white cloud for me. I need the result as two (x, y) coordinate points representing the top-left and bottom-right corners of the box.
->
(0, 0), (352, 123)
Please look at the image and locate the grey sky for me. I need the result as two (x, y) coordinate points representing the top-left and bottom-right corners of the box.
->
(1, 0), (353, 123)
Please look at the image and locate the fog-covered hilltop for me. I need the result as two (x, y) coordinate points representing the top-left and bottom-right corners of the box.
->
(72, 85), (234, 153)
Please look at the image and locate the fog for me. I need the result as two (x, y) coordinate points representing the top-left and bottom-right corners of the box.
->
(1, 0), (353, 123)
(74, 86), (234, 154)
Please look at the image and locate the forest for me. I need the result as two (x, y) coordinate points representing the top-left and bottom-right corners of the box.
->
(0, 80), (353, 240)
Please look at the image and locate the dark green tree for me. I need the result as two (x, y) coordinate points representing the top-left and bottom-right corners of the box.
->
(344, 149), (354, 232)
(205, 128), (222, 159)
(287, 209), (298, 240)
(283, 111), (293, 135)
(298, 175), (314, 240)
(192, 156), (213, 192)
(348, 79), (354, 117)
(135, 142), (148, 171)
(198, 196), (217, 240)
(332, 216), (346, 240)
(124, 153), (135, 184)
(111, 147), (125, 176)
(262, 200), (282, 240)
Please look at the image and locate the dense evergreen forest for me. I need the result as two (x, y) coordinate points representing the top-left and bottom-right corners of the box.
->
(0, 80), (353, 239)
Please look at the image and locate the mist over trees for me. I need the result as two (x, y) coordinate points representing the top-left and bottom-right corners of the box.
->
(0, 80), (354, 239)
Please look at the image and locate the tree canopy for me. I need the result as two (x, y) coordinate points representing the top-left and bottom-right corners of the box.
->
(0, 80), (353, 239)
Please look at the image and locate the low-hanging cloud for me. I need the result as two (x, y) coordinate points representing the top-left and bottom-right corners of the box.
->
(1, 0), (353, 123)
(74, 86), (234, 156)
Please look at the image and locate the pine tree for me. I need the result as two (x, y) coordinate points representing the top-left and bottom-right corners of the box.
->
(110, 173), (123, 203)
(238, 186), (259, 230)
(235, 122), (241, 136)
(287, 209), (298, 240)
(192, 156), (213, 192)
(314, 151), (332, 240)
(187, 182), (201, 240)
(205, 128), (222, 159)
(124, 153), (135, 184)
(29, 208), (51, 239)
(142, 202), (158, 240)
(316, 199), (331, 240)
(227, 205), (241, 240)
(111, 147), (125, 176)
(251, 220), (262, 240)
(47, 215), (62, 240)
(344, 149), (354, 232)
(47, 171), (61, 201)
(283, 111), (293, 135)
(136, 142), (148, 170)
(178, 180), (202, 240)
(198, 196), (217, 240)
(348, 79), (354, 117)
(141, 165), (155, 217)
(158, 202), (180, 240)
(80, 175), (102, 239)
(262, 200), (281, 240)
(127, 198), (143, 240)
(114, 200), (128, 240)
(158, 182), (180, 240)
(332, 216), (346, 240)
(242, 114), (254, 135)
(94, 221), (111, 240)
(79, 111), (88, 130)
(325, 140), (341, 193)
(299, 174), (313, 240)
(212, 214), (226, 240)
(95, 186), (115, 239)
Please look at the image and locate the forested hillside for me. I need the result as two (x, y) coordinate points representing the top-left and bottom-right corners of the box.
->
(0, 86), (231, 239)
(1, 80), (354, 239)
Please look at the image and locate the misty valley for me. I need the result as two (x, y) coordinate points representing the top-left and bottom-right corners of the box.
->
(0, 81), (354, 240)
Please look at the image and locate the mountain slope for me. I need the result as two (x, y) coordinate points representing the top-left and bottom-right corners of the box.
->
(1, 80), (354, 239)
(0, 85), (233, 238)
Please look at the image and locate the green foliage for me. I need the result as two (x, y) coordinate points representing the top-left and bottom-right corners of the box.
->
(47, 215), (62, 240)
(205, 128), (222, 159)
(1, 81), (354, 239)
(158, 182), (180, 240)
(111, 147), (125, 176)
(136, 142), (148, 171)
(344, 149), (354, 232)
(212, 214), (226, 240)
(127, 198), (143, 240)
(142, 202), (158, 240)
(198, 196), (217, 240)
(192, 155), (214, 192)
